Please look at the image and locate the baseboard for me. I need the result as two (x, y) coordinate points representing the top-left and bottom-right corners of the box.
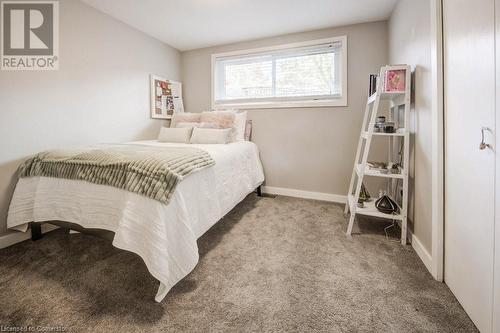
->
(0, 224), (59, 249)
(261, 186), (347, 204)
(410, 232), (433, 274)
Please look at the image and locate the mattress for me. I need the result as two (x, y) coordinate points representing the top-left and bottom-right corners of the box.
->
(7, 140), (265, 302)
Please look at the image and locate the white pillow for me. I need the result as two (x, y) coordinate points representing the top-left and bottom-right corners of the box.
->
(190, 128), (231, 144)
(233, 111), (247, 141)
(157, 127), (192, 143)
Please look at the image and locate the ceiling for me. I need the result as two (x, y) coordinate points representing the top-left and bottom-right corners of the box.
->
(81, 0), (399, 51)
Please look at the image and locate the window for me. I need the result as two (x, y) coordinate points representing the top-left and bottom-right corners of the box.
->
(211, 36), (347, 109)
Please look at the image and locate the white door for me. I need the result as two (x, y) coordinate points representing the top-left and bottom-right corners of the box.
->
(443, 0), (496, 332)
(443, 0), (497, 331)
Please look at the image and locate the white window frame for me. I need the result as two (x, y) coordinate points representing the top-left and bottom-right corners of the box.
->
(211, 36), (348, 109)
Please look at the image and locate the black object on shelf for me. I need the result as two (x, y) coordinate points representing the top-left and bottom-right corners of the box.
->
(369, 74), (378, 96)
(375, 194), (398, 214)
(383, 122), (396, 133)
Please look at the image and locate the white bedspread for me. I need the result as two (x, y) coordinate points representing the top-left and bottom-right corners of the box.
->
(7, 140), (264, 302)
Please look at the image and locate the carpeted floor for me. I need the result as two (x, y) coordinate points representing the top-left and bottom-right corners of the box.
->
(0, 194), (477, 332)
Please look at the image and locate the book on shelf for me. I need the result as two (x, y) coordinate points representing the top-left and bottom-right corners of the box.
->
(369, 74), (378, 96)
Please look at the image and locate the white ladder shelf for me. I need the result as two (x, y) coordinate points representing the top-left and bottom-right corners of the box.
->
(344, 65), (411, 245)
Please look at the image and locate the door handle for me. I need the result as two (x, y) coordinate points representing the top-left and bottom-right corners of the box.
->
(479, 127), (492, 150)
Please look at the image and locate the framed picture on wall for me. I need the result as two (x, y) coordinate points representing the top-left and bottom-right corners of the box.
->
(150, 74), (184, 119)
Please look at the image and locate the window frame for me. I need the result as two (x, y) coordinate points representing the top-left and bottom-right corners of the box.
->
(211, 35), (348, 109)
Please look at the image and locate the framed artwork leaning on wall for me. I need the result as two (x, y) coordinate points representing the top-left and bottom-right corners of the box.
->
(150, 74), (184, 119)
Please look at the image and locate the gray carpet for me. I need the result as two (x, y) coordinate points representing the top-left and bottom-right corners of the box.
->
(0, 194), (477, 332)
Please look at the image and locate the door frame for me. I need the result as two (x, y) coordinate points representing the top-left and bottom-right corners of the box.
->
(430, 0), (445, 281)
(494, 0), (499, 330)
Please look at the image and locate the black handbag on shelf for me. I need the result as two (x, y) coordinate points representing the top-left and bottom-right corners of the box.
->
(375, 194), (398, 214)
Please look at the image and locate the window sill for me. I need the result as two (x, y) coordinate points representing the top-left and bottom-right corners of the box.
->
(212, 98), (347, 110)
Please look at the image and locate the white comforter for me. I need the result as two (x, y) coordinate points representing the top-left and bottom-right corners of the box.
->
(7, 140), (264, 302)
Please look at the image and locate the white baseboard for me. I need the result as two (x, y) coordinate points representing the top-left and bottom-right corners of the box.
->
(410, 232), (433, 274)
(0, 224), (59, 249)
(261, 186), (347, 204)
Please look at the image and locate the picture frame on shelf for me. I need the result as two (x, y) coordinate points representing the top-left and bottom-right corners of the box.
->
(384, 68), (406, 92)
(150, 74), (184, 119)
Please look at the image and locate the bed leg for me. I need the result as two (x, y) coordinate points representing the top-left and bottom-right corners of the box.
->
(31, 222), (43, 241)
(256, 185), (262, 197)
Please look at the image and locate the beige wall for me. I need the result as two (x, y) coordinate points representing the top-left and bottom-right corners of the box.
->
(181, 21), (388, 197)
(389, 0), (433, 252)
(0, 0), (181, 235)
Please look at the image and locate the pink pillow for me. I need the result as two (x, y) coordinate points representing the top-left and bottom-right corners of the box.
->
(200, 111), (235, 130)
(176, 122), (218, 129)
(170, 113), (201, 128)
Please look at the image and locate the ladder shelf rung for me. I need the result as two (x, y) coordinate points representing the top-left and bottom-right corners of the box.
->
(362, 130), (408, 139)
(367, 92), (406, 105)
(347, 194), (403, 221)
(356, 164), (405, 179)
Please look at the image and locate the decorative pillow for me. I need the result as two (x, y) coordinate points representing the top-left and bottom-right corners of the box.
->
(190, 128), (231, 144)
(200, 111), (235, 130)
(157, 127), (192, 143)
(170, 113), (201, 128)
(244, 119), (253, 141)
(233, 111), (247, 141)
(176, 122), (218, 129)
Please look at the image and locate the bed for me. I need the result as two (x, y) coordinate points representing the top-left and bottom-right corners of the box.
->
(6, 140), (265, 302)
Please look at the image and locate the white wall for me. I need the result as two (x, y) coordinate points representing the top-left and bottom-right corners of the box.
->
(0, 0), (181, 235)
(181, 22), (388, 198)
(389, 0), (433, 253)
